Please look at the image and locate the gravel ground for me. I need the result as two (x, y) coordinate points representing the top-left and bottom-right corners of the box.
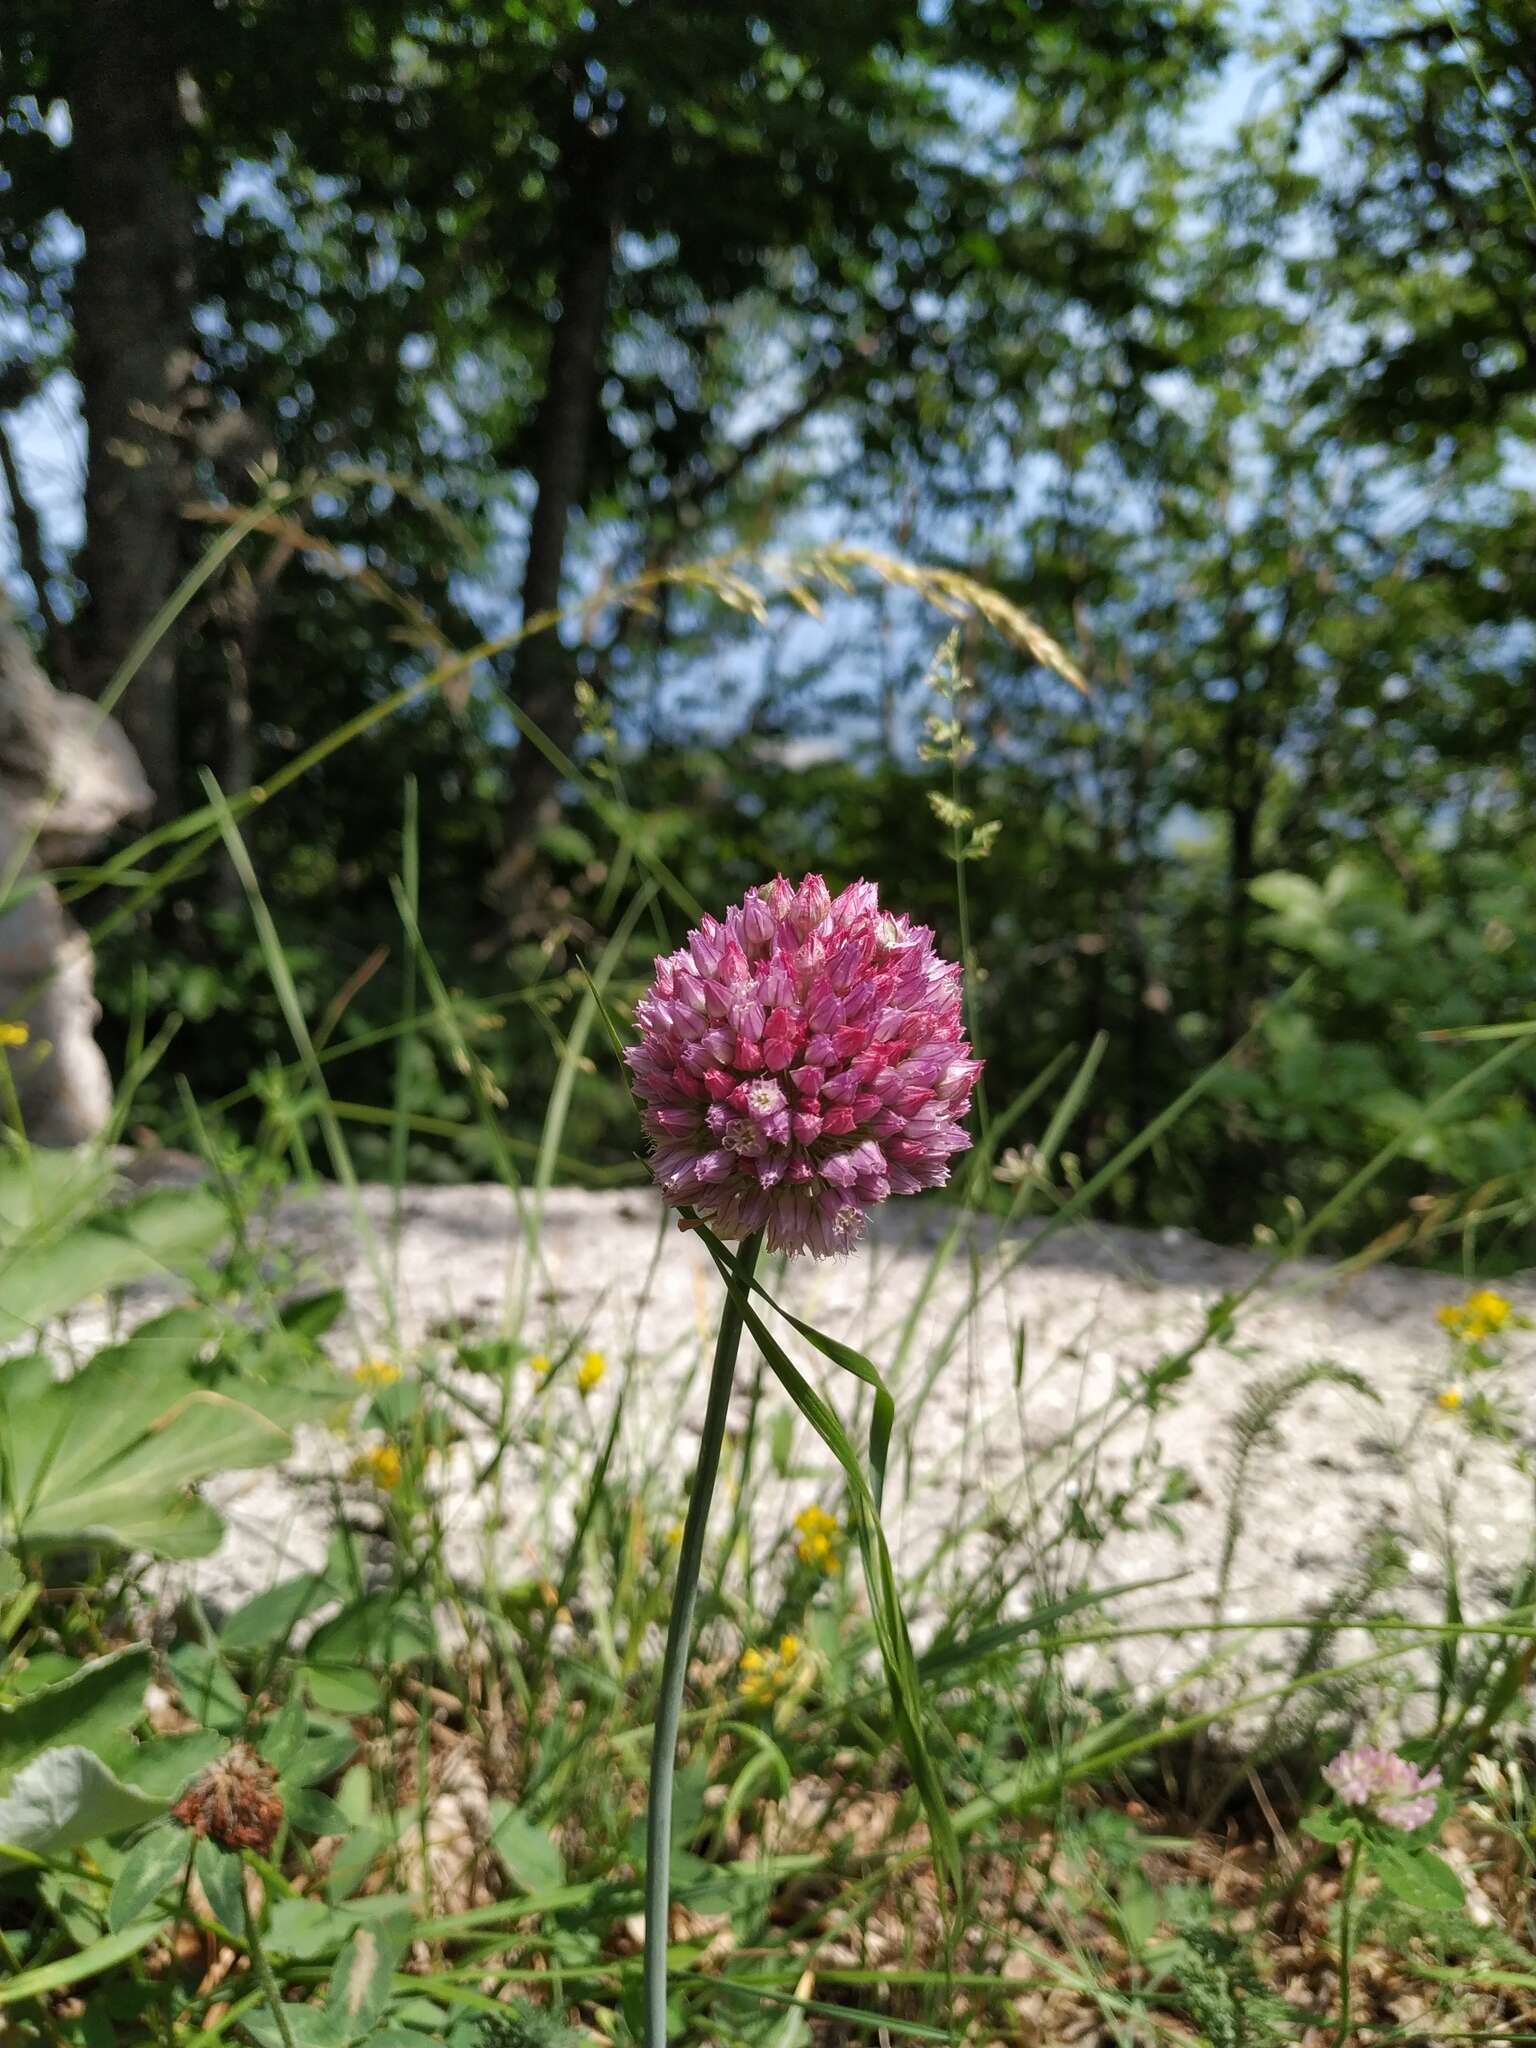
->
(138, 1183), (1534, 1710)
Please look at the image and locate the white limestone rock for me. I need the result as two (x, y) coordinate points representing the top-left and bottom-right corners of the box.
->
(0, 611), (151, 1144)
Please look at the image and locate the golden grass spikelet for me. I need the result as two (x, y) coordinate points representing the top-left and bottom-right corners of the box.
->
(796, 544), (1088, 692)
(187, 497), (1087, 730)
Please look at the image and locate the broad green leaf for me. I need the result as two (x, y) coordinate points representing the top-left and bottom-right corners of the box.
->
(0, 1294), (342, 1548)
(194, 1835), (246, 1931)
(1299, 1806), (1351, 1845)
(222, 1571), (331, 1656)
(1372, 1837), (1464, 1913)
(324, 1824), (386, 1903)
(280, 1289), (347, 1338)
(285, 1728), (360, 1788)
(335, 1764), (372, 1828)
(258, 1692), (309, 1774)
(0, 1646), (151, 1781)
(489, 1800), (565, 1894)
(266, 1893), (364, 1960)
(107, 1728), (225, 1797)
(240, 2007), (347, 2048)
(455, 1336), (525, 1375)
(5, 1647), (76, 1694)
(108, 1823), (191, 1931)
(12, 1308), (218, 1500)
(168, 1644), (248, 1733)
(18, 1398), (290, 1538)
(671, 1755), (710, 1852)
(324, 1914), (412, 2041)
(302, 1665), (383, 1714)
(1116, 1873), (1160, 1952)
(0, 1185), (226, 1341)
(0, 1747), (169, 1851)
(35, 1493), (226, 1562)
(288, 1787), (351, 1836)
(0, 1301), (341, 1558)
(306, 1596), (435, 1668)
(0, 1145), (112, 1238)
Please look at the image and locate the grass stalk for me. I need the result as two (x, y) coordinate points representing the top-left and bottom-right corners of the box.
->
(1334, 1838), (1364, 2048)
(643, 1228), (763, 2047)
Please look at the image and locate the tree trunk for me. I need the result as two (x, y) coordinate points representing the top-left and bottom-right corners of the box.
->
(69, 0), (196, 815)
(488, 159), (617, 909)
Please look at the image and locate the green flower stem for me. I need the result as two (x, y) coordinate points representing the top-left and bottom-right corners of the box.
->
(1334, 1836), (1365, 2048)
(244, 1882), (298, 2048)
(644, 1228), (763, 2048)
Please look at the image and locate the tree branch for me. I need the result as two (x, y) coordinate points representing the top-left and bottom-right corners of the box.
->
(1294, 21), (1455, 121)
(667, 345), (870, 526)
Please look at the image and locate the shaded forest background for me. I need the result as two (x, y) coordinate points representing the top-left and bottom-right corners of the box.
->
(2, 0), (1533, 1256)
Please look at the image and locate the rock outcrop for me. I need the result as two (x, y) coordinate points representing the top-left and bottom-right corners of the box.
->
(0, 608), (151, 1143)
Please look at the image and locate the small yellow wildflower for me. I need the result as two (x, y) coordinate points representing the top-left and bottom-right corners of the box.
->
(577, 1349), (606, 1396)
(1437, 1386), (1464, 1412)
(528, 1353), (551, 1378)
(352, 1358), (401, 1388)
(793, 1503), (841, 1574)
(1438, 1289), (1515, 1345)
(0, 1021), (29, 1048)
(350, 1444), (402, 1491)
(665, 1522), (685, 1549)
(739, 1633), (803, 1708)
(1467, 1289), (1512, 1333)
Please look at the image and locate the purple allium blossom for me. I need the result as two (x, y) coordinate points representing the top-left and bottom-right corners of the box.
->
(1323, 1745), (1443, 1831)
(626, 874), (981, 1257)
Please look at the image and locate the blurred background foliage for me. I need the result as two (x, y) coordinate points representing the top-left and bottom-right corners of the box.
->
(2, 0), (1533, 1257)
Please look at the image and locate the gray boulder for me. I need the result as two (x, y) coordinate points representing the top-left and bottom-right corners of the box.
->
(0, 610), (152, 1144)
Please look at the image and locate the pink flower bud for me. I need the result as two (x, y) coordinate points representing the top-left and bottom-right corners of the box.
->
(789, 874), (831, 936)
(741, 894), (776, 951)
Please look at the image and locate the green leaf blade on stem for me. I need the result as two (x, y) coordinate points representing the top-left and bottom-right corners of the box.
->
(698, 1229), (961, 1895)
(917, 1572), (1190, 1684)
(730, 1261), (898, 1512)
(0, 1920), (165, 2007)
